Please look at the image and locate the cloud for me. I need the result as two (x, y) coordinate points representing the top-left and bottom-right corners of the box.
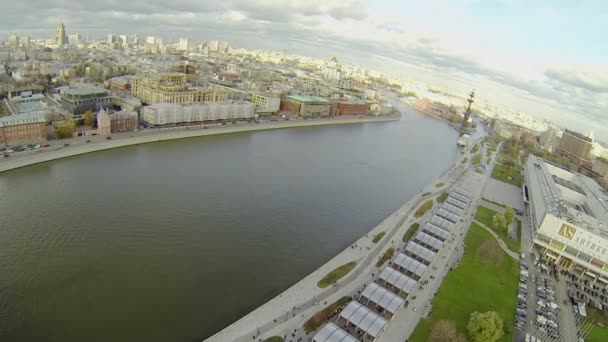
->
(1, 0), (607, 141)
(545, 69), (608, 93)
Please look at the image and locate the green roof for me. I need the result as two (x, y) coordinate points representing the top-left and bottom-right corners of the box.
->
(286, 95), (330, 104)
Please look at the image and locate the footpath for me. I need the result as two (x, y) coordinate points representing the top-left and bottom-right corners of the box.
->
(473, 220), (520, 260)
(206, 141), (473, 342)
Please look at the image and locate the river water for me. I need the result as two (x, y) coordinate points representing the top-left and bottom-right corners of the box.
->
(0, 100), (467, 341)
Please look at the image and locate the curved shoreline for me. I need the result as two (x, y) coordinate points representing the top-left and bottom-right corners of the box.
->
(0, 115), (398, 173)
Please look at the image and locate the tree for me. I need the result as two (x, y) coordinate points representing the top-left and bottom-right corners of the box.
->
(467, 311), (504, 342)
(55, 121), (76, 139)
(429, 320), (458, 342)
(504, 208), (516, 226)
(83, 111), (95, 127)
(492, 214), (507, 232)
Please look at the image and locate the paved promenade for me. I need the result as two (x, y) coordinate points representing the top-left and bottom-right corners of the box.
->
(205, 140), (474, 342)
(0, 115), (398, 173)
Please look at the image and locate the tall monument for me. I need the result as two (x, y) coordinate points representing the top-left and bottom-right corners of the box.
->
(461, 90), (475, 130)
(55, 21), (68, 46)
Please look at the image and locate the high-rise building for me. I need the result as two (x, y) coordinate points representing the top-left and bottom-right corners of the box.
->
(557, 129), (593, 166)
(107, 34), (116, 44)
(218, 40), (229, 53)
(55, 22), (68, 46)
(21, 36), (30, 48)
(540, 126), (560, 153)
(178, 38), (191, 51)
(68, 34), (82, 42)
(8, 34), (19, 47)
(119, 35), (128, 45)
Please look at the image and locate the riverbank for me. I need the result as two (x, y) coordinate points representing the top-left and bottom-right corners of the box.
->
(205, 138), (475, 342)
(0, 115), (398, 173)
(397, 97), (475, 134)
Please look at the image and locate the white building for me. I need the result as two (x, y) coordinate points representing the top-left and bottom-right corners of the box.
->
(68, 34), (82, 42)
(96, 109), (111, 135)
(142, 101), (255, 126)
(107, 34), (116, 44)
(540, 126), (561, 152)
(178, 38), (192, 51)
(251, 93), (280, 114)
(525, 155), (608, 284)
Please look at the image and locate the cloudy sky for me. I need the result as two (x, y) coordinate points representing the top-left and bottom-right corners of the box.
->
(2, 0), (607, 142)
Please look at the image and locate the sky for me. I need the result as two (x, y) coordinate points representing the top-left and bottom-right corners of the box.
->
(1, 0), (607, 142)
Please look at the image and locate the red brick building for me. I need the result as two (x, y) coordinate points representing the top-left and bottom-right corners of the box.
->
(331, 100), (369, 116)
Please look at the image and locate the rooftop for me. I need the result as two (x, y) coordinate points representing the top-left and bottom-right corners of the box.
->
(286, 95), (330, 104)
(527, 154), (608, 236)
(564, 129), (592, 143)
(62, 86), (108, 96)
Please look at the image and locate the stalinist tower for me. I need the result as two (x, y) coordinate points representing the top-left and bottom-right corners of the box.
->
(55, 21), (68, 45)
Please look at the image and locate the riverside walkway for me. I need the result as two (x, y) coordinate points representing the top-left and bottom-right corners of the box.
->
(0, 115), (398, 173)
(205, 140), (476, 342)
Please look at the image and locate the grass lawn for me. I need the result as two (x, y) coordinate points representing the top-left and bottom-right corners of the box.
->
(437, 192), (449, 203)
(473, 154), (482, 165)
(317, 262), (357, 288)
(491, 163), (523, 187)
(409, 223), (519, 342)
(474, 206), (498, 227)
(475, 206), (521, 253)
(587, 326), (608, 342)
(376, 247), (395, 268)
(436, 182), (445, 187)
(474, 206), (520, 253)
(461, 157), (468, 164)
(415, 200), (434, 218)
(472, 144), (480, 153)
(303, 296), (352, 333)
(262, 337), (285, 342)
(373, 232), (386, 243)
(403, 222), (420, 242)
(586, 307), (608, 342)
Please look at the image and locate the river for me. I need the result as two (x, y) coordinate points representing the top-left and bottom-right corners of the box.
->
(0, 100), (468, 341)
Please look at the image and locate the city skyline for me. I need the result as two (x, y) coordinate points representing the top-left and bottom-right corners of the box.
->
(1, 1), (607, 140)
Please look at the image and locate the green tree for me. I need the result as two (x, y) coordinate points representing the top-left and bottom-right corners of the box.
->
(429, 320), (458, 342)
(467, 311), (504, 342)
(492, 214), (507, 232)
(504, 208), (516, 226)
(55, 121), (76, 139)
(83, 110), (95, 127)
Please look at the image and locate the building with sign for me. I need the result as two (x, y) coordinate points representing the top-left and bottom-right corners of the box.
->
(525, 154), (608, 285)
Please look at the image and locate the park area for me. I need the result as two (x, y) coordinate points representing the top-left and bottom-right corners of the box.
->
(587, 307), (608, 342)
(409, 223), (519, 341)
(491, 163), (522, 187)
(474, 206), (521, 253)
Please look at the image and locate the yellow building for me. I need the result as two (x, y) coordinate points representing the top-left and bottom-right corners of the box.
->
(131, 73), (236, 105)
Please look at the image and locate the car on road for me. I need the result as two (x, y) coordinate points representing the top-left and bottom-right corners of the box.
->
(106, 136), (112, 140)
(64, 143), (70, 147)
